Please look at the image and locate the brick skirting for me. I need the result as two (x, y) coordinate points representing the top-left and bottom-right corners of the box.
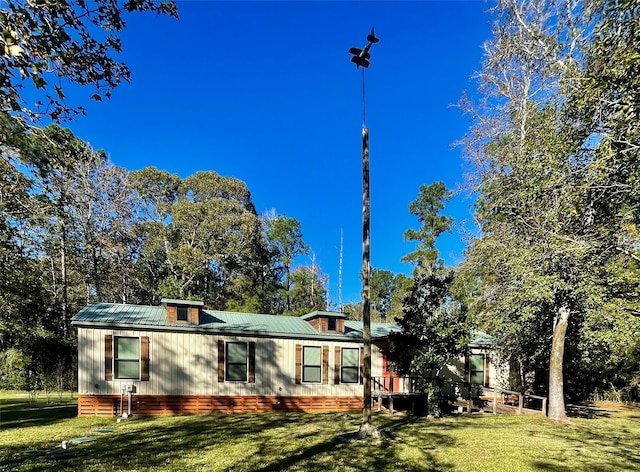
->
(78, 394), (363, 416)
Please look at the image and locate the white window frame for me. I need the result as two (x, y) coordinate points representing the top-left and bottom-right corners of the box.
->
(302, 346), (322, 384)
(114, 336), (141, 380)
(469, 353), (486, 386)
(225, 341), (248, 382)
(341, 347), (360, 384)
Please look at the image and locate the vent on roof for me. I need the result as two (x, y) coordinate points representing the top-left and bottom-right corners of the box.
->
(161, 298), (203, 325)
(300, 311), (347, 334)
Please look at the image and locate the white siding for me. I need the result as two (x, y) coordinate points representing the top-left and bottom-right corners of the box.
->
(78, 327), (384, 397)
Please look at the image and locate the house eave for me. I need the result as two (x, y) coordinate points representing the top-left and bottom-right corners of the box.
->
(71, 320), (375, 343)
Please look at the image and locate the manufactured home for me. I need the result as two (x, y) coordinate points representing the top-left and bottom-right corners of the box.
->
(72, 299), (499, 416)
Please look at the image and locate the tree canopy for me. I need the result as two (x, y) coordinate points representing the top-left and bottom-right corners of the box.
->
(1, 0), (178, 122)
(0, 125), (327, 389)
(459, 0), (640, 419)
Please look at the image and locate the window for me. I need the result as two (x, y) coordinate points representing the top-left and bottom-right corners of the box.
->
(470, 354), (486, 386)
(226, 342), (248, 382)
(177, 306), (188, 321)
(296, 344), (328, 384)
(218, 340), (255, 383)
(115, 337), (140, 380)
(341, 348), (360, 383)
(105, 335), (149, 382)
(327, 318), (337, 331)
(302, 346), (322, 383)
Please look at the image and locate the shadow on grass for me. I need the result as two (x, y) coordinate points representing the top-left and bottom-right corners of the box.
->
(0, 412), (463, 472)
(566, 404), (612, 419)
(0, 404), (78, 429)
(8, 409), (637, 472)
(530, 411), (640, 472)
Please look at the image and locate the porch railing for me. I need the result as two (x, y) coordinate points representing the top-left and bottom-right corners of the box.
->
(371, 376), (420, 394)
(370, 377), (547, 416)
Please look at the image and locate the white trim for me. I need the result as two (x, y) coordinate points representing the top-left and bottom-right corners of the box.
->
(114, 336), (141, 381)
(225, 341), (249, 383)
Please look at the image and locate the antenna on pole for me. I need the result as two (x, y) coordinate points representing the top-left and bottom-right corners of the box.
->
(339, 228), (344, 312)
(348, 27), (378, 126)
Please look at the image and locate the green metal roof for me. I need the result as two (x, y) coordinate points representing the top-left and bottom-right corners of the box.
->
(343, 320), (399, 339)
(469, 330), (498, 348)
(72, 303), (396, 341)
(72, 304), (495, 347)
(300, 310), (348, 320)
(73, 303), (166, 326)
(160, 298), (204, 306)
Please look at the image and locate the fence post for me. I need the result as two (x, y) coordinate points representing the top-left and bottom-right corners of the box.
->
(542, 397), (547, 417)
(493, 387), (498, 415)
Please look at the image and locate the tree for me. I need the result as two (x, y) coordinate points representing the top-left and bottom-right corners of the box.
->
(370, 268), (397, 320)
(129, 166), (179, 303)
(0, 122), (76, 391)
(130, 169), (266, 307)
(389, 272), (469, 415)
(286, 265), (328, 316)
(402, 181), (453, 274)
(30, 125), (94, 330)
(1, 0), (177, 123)
(389, 180), (467, 415)
(29, 126), (141, 309)
(264, 214), (309, 312)
(346, 269), (406, 322)
(459, 0), (640, 420)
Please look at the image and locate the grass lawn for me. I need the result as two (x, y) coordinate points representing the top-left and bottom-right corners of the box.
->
(1, 392), (639, 471)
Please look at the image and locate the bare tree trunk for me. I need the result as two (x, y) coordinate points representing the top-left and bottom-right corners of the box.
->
(548, 305), (569, 421)
(285, 263), (291, 312)
(61, 221), (68, 337)
(92, 246), (101, 301)
(358, 126), (378, 438)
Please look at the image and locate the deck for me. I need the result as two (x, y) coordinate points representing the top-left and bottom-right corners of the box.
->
(371, 377), (548, 416)
(372, 376), (426, 414)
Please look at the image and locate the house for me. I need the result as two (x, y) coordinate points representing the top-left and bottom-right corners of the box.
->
(71, 299), (501, 416)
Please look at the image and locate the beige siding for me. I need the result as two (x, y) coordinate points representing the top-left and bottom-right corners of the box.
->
(78, 327), (385, 397)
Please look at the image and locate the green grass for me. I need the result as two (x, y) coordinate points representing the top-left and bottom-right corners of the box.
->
(1, 392), (639, 471)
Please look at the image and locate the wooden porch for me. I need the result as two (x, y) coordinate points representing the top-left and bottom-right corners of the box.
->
(372, 376), (425, 414)
(371, 377), (548, 416)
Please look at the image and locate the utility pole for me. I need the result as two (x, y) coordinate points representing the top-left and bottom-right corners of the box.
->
(349, 27), (379, 438)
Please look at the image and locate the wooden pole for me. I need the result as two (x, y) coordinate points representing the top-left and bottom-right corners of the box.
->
(361, 125), (373, 429)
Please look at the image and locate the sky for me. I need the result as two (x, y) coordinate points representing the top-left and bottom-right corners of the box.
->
(57, 0), (494, 307)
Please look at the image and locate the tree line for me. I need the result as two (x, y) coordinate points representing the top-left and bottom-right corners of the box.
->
(0, 121), (327, 390)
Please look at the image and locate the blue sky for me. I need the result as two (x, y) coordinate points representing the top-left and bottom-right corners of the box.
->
(60, 0), (493, 307)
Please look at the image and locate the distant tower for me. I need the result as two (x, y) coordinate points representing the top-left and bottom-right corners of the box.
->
(339, 229), (344, 312)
